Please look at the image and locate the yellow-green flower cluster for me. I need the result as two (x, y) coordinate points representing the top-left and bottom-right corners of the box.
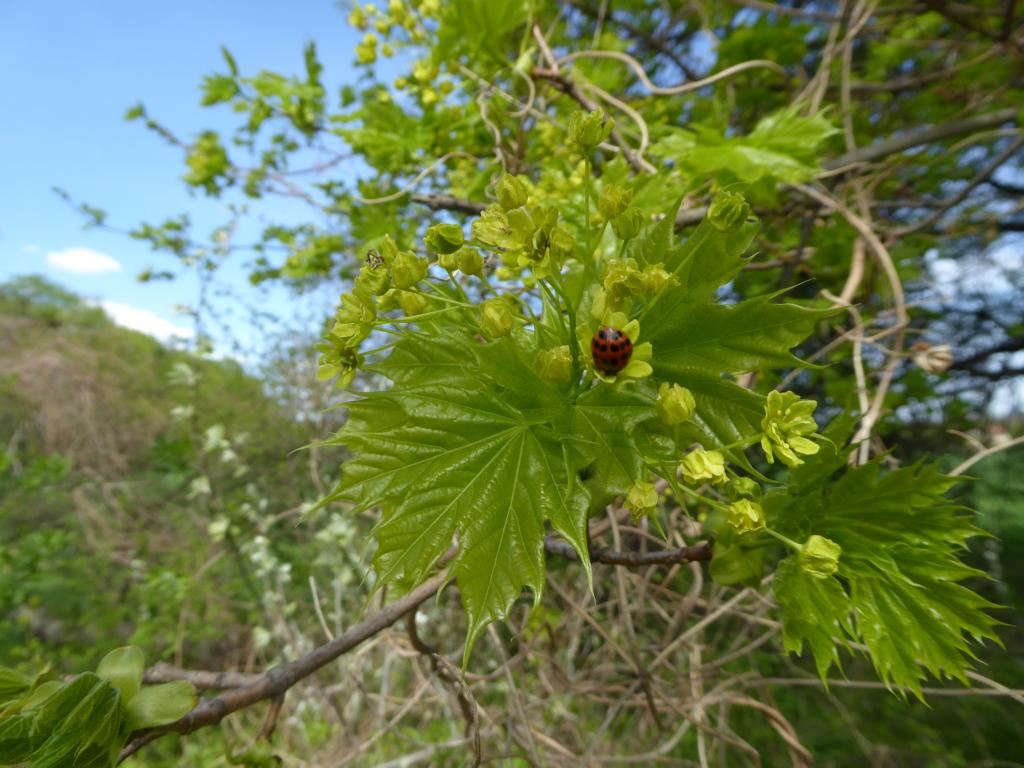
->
(591, 258), (678, 318)
(496, 174), (529, 210)
(472, 199), (574, 279)
(447, 247), (482, 276)
(317, 236), (430, 386)
(760, 391), (821, 467)
(347, 2), (450, 103)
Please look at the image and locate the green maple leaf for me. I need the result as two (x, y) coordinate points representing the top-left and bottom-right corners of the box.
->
(774, 556), (851, 680)
(570, 385), (655, 495)
(327, 331), (590, 663)
(633, 200), (830, 457)
(768, 448), (1003, 696)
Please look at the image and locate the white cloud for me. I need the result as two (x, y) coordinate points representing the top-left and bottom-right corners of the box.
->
(46, 247), (122, 274)
(97, 300), (195, 342)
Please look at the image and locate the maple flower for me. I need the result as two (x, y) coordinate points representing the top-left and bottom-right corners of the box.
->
(598, 184), (634, 220)
(495, 173), (528, 210)
(680, 448), (727, 485)
(480, 297), (515, 338)
(656, 382), (696, 425)
(760, 390), (821, 467)
(800, 534), (842, 579)
(535, 346), (572, 381)
(626, 480), (659, 521)
(727, 499), (765, 534)
(568, 108), (614, 151)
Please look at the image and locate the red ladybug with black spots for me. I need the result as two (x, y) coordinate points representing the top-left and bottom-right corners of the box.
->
(591, 326), (633, 375)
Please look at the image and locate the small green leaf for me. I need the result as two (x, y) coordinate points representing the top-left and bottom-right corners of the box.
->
(124, 681), (197, 732)
(0, 667), (32, 708)
(96, 646), (144, 704)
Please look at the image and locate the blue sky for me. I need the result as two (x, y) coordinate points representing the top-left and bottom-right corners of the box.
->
(0, 0), (373, 353)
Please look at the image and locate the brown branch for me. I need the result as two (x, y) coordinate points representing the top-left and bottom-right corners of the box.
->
(120, 536), (713, 761)
(405, 610), (482, 766)
(142, 664), (261, 690)
(256, 694), (284, 741)
(544, 535), (713, 565)
(410, 193), (487, 215)
(531, 66), (653, 175)
(119, 571), (449, 762)
(823, 107), (1019, 170)
(889, 135), (1024, 237)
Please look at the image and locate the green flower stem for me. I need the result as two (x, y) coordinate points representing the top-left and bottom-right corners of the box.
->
(541, 277), (581, 381)
(675, 483), (731, 513)
(421, 283), (476, 307)
(765, 528), (803, 552)
(583, 156), (593, 258)
(718, 434), (764, 452)
(388, 305), (470, 324)
(478, 270), (497, 296)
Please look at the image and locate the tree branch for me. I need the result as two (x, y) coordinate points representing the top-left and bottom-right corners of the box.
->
(823, 107), (1019, 169)
(410, 193), (487, 215)
(120, 536), (713, 761)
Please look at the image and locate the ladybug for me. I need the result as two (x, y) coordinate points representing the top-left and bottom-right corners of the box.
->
(366, 249), (385, 270)
(591, 326), (633, 376)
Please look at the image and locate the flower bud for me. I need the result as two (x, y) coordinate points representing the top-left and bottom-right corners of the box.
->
(641, 264), (676, 294)
(598, 185), (633, 220)
(457, 247), (483, 276)
(395, 290), (428, 316)
(568, 108), (614, 151)
(912, 342), (954, 374)
(730, 476), (760, 499)
(424, 223), (464, 254)
(800, 535), (842, 579)
(355, 33), (378, 65)
(611, 207), (644, 240)
(549, 225), (575, 258)
(656, 382), (696, 425)
(680, 448), (727, 485)
(626, 480), (659, 520)
(480, 297), (515, 338)
(707, 191), (751, 232)
(495, 173), (529, 210)
(412, 58), (438, 83)
(536, 345), (572, 381)
(603, 258), (644, 303)
(727, 499), (765, 534)
(392, 250), (428, 289)
(436, 249), (460, 273)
